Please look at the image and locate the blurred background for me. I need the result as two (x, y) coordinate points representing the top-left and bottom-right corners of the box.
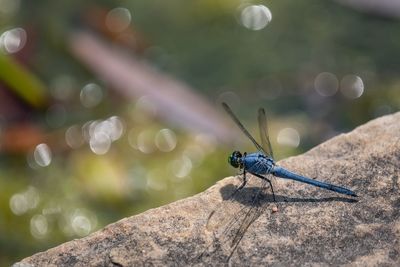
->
(1, 0), (399, 264)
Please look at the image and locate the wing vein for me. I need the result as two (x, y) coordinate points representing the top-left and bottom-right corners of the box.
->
(222, 102), (265, 153)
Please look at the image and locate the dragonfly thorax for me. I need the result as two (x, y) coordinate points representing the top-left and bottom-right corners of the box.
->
(228, 151), (243, 169)
(243, 152), (275, 175)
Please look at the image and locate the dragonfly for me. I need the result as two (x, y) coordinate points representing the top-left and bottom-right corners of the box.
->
(200, 103), (357, 262)
(222, 102), (357, 200)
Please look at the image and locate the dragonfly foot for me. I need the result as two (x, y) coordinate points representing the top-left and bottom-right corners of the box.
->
(250, 172), (276, 203)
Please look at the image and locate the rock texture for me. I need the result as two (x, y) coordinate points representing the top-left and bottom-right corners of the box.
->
(17, 113), (400, 266)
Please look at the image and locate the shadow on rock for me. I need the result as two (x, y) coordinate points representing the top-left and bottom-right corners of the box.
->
(219, 183), (358, 206)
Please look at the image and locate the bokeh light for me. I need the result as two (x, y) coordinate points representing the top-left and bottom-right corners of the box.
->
(30, 215), (49, 239)
(314, 72), (339, 97)
(277, 128), (300, 148)
(155, 128), (177, 152)
(89, 132), (111, 155)
(59, 209), (97, 237)
(340, 75), (364, 99)
(240, 5), (272, 30)
(80, 83), (103, 108)
(0, 27), (26, 53)
(146, 171), (167, 191)
(170, 155), (193, 179)
(105, 7), (132, 32)
(33, 144), (52, 167)
(9, 187), (40, 215)
(94, 116), (124, 141)
(65, 125), (85, 149)
(81, 116), (125, 154)
(137, 129), (156, 154)
(134, 95), (158, 118)
(9, 193), (29, 215)
(71, 213), (92, 236)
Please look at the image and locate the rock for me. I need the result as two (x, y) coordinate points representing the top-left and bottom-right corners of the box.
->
(17, 113), (400, 266)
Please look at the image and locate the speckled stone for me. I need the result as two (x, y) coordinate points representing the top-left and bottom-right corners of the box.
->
(17, 112), (400, 266)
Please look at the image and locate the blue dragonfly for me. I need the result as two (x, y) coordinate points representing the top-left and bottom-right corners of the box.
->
(222, 102), (357, 200)
(200, 103), (357, 262)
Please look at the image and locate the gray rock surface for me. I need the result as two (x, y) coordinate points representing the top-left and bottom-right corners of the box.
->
(18, 113), (400, 266)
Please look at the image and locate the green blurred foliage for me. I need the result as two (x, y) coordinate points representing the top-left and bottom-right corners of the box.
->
(0, 0), (399, 265)
(0, 54), (47, 107)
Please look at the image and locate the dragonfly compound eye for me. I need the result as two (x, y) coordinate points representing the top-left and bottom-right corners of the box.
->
(228, 151), (242, 168)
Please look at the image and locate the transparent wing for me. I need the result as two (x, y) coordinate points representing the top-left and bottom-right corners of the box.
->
(222, 102), (266, 153)
(203, 169), (273, 260)
(227, 179), (269, 255)
(205, 175), (256, 234)
(257, 108), (274, 158)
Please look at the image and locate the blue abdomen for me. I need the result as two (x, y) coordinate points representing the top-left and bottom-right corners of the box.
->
(243, 152), (274, 175)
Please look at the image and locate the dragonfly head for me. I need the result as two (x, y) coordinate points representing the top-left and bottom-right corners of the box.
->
(228, 151), (243, 169)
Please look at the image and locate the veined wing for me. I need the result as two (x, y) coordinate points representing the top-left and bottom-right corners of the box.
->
(222, 102), (266, 153)
(225, 178), (269, 260)
(257, 108), (274, 158)
(204, 171), (272, 261)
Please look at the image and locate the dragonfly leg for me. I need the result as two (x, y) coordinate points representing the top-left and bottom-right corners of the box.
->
(251, 173), (276, 202)
(237, 170), (247, 190)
